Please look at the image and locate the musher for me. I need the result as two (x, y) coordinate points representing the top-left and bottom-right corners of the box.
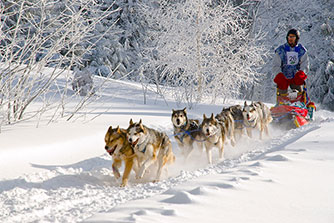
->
(273, 28), (309, 99)
(272, 28), (316, 121)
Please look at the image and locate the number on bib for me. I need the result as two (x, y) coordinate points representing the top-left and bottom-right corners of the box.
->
(286, 51), (299, 65)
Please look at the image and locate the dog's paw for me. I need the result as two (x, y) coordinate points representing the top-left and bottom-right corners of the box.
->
(137, 169), (146, 179)
(112, 167), (121, 179)
(120, 182), (128, 187)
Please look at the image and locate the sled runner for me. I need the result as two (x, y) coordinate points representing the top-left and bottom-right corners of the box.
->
(270, 85), (316, 129)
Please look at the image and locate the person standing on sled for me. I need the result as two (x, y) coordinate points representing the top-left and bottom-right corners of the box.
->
(273, 28), (309, 98)
(272, 28), (316, 121)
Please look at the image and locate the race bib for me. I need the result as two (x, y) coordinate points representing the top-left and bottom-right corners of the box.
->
(286, 51), (299, 65)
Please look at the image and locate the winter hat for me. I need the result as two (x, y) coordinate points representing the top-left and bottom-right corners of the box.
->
(286, 28), (300, 44)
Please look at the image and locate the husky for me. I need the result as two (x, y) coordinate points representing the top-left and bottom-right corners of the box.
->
(222, 105), (244, 140)
(201, 113), (226, 164)
(171, 108), (203, 160)
(242, 101), (273, 140)
(127, 119), (175, 182)
(104, 126), (138, 187)
(215, 109), (236, 147)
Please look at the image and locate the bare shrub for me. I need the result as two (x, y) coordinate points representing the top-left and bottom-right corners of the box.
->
(0, 0), (117, 127)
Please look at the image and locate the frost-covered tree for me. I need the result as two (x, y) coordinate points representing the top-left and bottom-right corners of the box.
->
(137, 0), (267, 106)
(254, 0), (334, 110)
(84, 0), (147, 78)
(0, 0), (116, 126)
(312, 59), (334, 111)
(72, 68), (95, 96)
(309, 18), (334, 111)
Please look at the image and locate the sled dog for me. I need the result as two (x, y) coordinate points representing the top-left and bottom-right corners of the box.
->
(201, 113), (226, 164)
(215, 109), (236, 147)
(127, 119), (175, 182)
(104, 126), (137, 187)
(242, 101), (273, 139)
(222, 105), (244, 139)
(171, 108), (203, 159)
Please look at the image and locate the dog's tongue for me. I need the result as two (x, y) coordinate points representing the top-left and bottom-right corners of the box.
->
(132, 138), (139, 146)
(107, 145), (117, 155)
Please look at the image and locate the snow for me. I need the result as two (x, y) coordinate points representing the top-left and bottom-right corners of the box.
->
(1, 74), (334, 223)
(1, 0), (334, 221)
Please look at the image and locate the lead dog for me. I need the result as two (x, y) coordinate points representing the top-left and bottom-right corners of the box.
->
(104, 126), (138, 187)
(201, 113), (226, 164)
(171, 108), (203, 160)
(127, 119), (175, 182)
(242, 101), (273, 139)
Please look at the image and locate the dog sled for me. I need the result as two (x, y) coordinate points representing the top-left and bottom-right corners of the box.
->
(270, 85), (316, 129)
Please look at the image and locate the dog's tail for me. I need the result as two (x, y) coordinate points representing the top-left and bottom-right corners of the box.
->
(259, 102), (273, 124)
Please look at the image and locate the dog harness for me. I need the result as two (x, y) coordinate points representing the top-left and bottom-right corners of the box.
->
(136, 141), (147, 153)
(174, 120), (203, 142)
(244, 118), (257, 128)
(175, 120), (190, 143)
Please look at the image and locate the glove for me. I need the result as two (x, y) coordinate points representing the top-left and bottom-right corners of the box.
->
(293, 70), (307, 85)
(274, 72), (288, 90)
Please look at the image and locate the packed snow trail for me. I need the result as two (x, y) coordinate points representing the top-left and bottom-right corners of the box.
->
(0, 116), (330, 223)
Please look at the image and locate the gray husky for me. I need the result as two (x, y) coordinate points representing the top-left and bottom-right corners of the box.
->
(201, 113), (226, 164)
(215, 108), (236, 147)
(171, 108), (203, 160)
(222, 105), (244, 140)
(242, 101), (273, 140)
(127, 119), (175, 182)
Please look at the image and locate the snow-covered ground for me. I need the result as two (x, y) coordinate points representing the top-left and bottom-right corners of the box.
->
(0, 75), (333, 223)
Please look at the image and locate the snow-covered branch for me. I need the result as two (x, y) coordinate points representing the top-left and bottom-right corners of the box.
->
(137, 0), (268, 107)
(0, 0), (117, 126)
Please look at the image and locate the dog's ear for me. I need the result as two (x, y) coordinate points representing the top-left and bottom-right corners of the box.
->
(105, 126), (112, 142)
(138, 119), (144, 130)
(183, 107), (187, 113)
(244, 101), (247, 107)
(203, 114), (207, 119)
(138, 121), (146, 133)
(116, 126), (122, 134)
(172, 109), (175, 113)
(129, 119), (134, 125)
(210, 113), (215, 120)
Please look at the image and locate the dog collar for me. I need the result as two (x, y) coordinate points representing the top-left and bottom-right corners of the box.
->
(179, 120), (188, 129)
(245, 118), (257, 128)
(136, 141), (147, 153)
(140, 146), (147, 153)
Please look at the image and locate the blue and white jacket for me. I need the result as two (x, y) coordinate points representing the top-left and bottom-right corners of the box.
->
(273, 43), (309, 79)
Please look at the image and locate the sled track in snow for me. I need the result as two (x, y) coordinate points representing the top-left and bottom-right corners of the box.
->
(0, 119), (330, 223)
